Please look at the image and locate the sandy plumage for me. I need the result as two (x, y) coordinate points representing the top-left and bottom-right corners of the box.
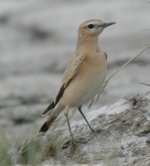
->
(39, 19), (115, 137)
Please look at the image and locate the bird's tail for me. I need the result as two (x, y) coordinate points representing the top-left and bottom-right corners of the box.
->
(41, 101), (55, 116)
(39, 104), (64, 133)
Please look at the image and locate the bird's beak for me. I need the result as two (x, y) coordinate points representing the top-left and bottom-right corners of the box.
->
(100, 22), (116, 28)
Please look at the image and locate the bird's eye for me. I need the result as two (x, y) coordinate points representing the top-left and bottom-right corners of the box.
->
(88, 24), (95, 29)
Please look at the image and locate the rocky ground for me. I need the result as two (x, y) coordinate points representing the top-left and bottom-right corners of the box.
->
(0, 0), (150, 165)
(17, 92), (150, 166)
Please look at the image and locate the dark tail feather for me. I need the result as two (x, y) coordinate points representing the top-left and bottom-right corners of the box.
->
(39, 122), (49, 133)
(39, 104), (63, 133)
(42, 101), (55, 116)
(39, 118), (55, 133)
(42, 85), (65, 116)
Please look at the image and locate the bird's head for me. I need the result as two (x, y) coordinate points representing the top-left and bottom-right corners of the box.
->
(78, 19), (116, 37)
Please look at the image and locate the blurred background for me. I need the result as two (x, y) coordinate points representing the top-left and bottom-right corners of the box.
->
(0, 0), (150, 157)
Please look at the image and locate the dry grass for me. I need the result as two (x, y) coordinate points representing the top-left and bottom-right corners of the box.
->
(0, 132), (14, 166)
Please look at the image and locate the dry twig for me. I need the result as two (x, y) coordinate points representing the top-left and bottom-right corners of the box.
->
(138, 82), (150, 87)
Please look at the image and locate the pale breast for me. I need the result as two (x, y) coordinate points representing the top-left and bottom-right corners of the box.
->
(61, 53), (107, 107)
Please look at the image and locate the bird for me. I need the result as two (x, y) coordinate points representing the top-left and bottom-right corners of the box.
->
(39, 19), (116, 143)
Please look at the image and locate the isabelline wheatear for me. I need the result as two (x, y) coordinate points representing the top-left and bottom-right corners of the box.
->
(39, 19), (116, 143)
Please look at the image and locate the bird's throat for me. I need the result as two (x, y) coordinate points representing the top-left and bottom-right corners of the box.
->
(76, 35), (100, 52)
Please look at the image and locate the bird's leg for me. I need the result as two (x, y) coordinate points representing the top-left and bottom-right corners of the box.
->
(64, 112), (78, 144)
(78, 106), (94, 132)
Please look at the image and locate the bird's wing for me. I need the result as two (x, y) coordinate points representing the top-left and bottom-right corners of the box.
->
(62, 54), (85, 87)
(55, 53), (85, 102)
(42, 54), (85, 115)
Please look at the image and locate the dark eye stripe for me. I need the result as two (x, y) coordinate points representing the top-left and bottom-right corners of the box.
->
(88, 24), (94, 29)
